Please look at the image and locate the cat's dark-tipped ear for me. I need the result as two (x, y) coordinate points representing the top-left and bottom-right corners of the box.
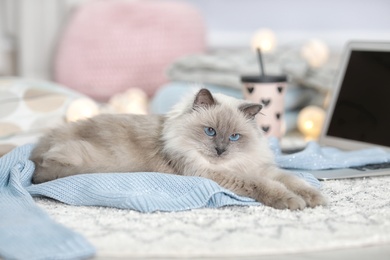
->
(193, 89), (215, 109)
(239, 103), (262, 119)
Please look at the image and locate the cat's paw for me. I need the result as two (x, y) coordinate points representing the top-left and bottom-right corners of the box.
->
(266, 193), (306, 210)
(295, 186), (327, 208)
(274, 171), (328, 208)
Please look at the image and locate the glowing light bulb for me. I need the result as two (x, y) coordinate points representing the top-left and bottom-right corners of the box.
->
(251, 28), (276, 53)
(66, 98), (100, 122)
(301, 39), (329, 68)
(304, 120), (314, 130)
(108, 88), (148, 114)
(297, 106), (326, 140)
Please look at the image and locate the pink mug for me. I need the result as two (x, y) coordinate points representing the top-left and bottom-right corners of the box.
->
(241, 75), (287, 138)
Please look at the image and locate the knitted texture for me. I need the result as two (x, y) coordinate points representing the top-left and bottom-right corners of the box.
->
(0, 145), (95, 260)
(269, 138), (390, 170)
(54, 0), (206, 100)
(27, 172), (261, 212)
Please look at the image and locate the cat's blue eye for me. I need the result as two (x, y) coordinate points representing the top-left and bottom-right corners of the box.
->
(204, 127), (216, 136)
(229, 133), (240, 141)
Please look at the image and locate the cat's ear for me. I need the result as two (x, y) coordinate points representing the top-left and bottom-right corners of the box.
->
(239, 103), (262, 119)
(193, 88), (215, 109)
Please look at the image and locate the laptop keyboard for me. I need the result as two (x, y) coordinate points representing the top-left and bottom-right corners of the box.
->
(349, 162), (390, 171)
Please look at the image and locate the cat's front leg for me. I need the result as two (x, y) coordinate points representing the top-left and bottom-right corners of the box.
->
(248, 177), (308, 210)
(206, 172), (307, 210)
(264, 167), (327, 208)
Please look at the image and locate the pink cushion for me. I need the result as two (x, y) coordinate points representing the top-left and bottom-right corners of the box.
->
(54, 0), (205, 101)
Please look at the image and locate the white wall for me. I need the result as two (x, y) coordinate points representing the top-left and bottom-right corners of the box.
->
(186, 0), (390, 49)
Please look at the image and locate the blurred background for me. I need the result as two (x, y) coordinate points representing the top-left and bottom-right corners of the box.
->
(1, 0), (390, 78)
(1, 0), (390, 153)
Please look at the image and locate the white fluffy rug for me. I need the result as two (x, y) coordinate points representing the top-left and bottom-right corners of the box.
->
(35, 176), (390, 259)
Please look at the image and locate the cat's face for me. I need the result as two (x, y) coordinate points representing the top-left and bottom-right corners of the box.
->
(163, 89), (263, 166)
(185, 105), (260, 163)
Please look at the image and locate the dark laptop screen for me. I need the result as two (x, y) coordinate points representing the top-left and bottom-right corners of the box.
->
(326, 50), (390, 147)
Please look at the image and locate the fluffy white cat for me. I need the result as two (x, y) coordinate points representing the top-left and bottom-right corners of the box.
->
(31, 89), (326, 210)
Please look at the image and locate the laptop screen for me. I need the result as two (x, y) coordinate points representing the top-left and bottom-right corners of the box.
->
(326, 49), (390, 147)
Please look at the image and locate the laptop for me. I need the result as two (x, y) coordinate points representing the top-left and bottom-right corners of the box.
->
(301, 41), (390, 180)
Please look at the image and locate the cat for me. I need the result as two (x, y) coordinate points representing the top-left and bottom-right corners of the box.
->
(30, 88), (326, 210)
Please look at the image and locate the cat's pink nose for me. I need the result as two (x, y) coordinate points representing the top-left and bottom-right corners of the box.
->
(215, 147), (226, 156)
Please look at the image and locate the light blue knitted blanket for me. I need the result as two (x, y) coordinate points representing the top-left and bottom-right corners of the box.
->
(7, 139), (386, 260)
